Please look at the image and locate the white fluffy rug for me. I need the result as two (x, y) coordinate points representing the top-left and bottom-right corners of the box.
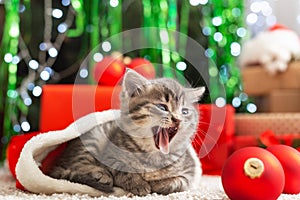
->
(1, 164), (300, 200)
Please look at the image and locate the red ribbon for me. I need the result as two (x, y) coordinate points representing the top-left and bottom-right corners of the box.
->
(260, 130), (299, 147)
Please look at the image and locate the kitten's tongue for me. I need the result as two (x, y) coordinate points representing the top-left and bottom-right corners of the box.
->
(158, 128), (169, 154)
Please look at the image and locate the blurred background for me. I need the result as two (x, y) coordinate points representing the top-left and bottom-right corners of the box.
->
(1, 0), (300, 160)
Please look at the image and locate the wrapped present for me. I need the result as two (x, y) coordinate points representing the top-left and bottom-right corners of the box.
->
(40, 84), (120, 132)
(192, 104), (235, 175)
(242, 61), (300, 96)
(233, 135), (258, 150)
(234, 113), (300, 152)
(255, 89), (300, 112)
(235, 113), (300, 136)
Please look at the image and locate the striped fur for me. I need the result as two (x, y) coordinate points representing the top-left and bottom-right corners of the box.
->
(49, 70), (205, 196)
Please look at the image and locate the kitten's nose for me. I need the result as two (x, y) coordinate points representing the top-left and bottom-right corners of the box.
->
(171, 116), (181, 125)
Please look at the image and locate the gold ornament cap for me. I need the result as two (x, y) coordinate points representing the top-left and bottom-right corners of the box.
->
(244, 157), (264, 179)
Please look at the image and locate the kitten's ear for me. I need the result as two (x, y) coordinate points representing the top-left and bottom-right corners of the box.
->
(122, 68), (150, 96)
(185, 87), (206, 103)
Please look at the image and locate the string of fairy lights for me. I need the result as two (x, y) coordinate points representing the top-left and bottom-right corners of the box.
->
(201, 0), (262, 114)
(0, 0), (281, 149)
(0, 0), (82, 146)
(204, 0), (281, 113)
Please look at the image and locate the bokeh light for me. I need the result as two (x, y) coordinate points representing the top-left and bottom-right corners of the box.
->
(93, 52), (104, 62)
(246, 0), (276, 35)
(246, 13), (258, 25)
(232, 97), (241, 108)
(189, 0), (208, 6)
(4, 53), (13, 63)
(24, 97), (32, 106)
(39, 42), (47, 51)
(110, 0), (119, 7)
(57, 23), (68, 33)
(40, 70), (51, 81)
(176, 61), (187, 71)
(212, 17), (222, 26)
(52, 9), (63, 19)
(12, 55), (20, 64)
(247, 103), (257, 113)
(21, 121), (31, 132)
(61, 0), (70, 6)
(215, 97), (226, 108)
(79, 68), (89, 78)
(29, 60), (39, 70)
(102, 41), (112, 52)
(48, 47), (58, 57)
(13, 124), (21, 133)
(230, 42), (241, 56)
(32, 86), (43, 97)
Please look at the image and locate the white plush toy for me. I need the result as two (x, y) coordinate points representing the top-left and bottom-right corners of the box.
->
(239, 24), (300, 74)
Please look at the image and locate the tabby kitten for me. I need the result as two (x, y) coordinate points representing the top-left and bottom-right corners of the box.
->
(49, 69), (205, 196)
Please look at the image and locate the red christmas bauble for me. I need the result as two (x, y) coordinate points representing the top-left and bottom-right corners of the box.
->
(221, 147), (285, 200)
(127, 58), (155, 79)
(267, 145), (300, 194)
(93, 56), (126, 86)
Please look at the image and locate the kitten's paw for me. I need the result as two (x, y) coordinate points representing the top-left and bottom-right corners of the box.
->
(71, 170), (114, 192)
(150, 177), (187, 195)
(93, 171), (114, 189)
(129, 181), (151, 196)
(118, 173), (151, 196)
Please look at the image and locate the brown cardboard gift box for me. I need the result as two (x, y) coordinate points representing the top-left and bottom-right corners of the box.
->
(242, 61), (300, 96)
(242, 61), (300, 112)
(255, 89), (300, 112)
(235, 113), (300, 136)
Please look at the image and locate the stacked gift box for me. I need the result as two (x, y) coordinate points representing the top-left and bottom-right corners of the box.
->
(232, 61), (300, 150)
(189, 61), (300, 175)
(242, 61), (300, 112)
(234, 113), (300, 150)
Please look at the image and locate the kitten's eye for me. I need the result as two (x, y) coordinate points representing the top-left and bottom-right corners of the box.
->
(181, 108), (189, 115)
(156, 104), (168, 111)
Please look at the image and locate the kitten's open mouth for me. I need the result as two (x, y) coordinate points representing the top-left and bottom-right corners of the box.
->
(152, 125), (178, 154)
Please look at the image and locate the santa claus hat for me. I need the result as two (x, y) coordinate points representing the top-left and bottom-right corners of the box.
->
(269, 24), (290, 31)
(239, 23), (300, 74)
(15, 109), (129, 197)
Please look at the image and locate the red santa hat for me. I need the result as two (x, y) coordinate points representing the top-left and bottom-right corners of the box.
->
(269, 24), (289, 31)
(239, 24), (300, 74)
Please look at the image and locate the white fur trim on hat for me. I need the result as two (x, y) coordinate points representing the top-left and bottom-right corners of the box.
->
(239, 27), (300, 74)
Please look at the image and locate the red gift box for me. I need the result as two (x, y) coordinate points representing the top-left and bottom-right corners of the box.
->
(40, 84), (121, 132)
(192, 104), (235, 175)
(235, 112), (300, 136)
(234, 113), (300, 151)
(233, 135), (258, 150)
